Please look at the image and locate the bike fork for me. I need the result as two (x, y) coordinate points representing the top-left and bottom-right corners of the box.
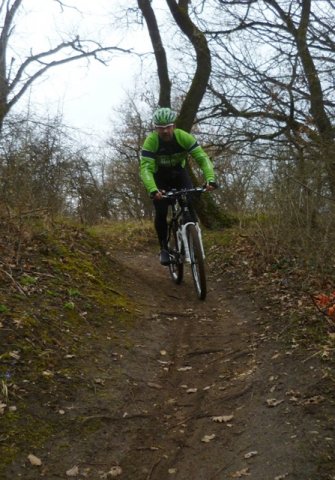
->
(195, 223), (205, 258)
(180, 222), (205, 262)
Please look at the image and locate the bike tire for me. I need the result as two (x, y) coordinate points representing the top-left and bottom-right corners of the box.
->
(168, 221), (184, 284)
(186, 224), (207, 300)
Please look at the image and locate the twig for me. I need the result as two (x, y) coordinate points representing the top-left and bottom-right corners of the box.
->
(301, 350), (322, 363)
(0, 267), (26, 295)
(209, 464), (227, 479)
(168, 414), (196, 430)
(186, 348), (228, 356)
(158, 311), (192, 317)
(136, 446), (163, 451)
(146, 456), (164, 480)
(82, 413), (152, 423)
(168, 411), (234, 430)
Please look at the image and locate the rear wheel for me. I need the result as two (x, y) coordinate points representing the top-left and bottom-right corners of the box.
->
(168, 221), (184, 284)
(187, 224), (206, 300)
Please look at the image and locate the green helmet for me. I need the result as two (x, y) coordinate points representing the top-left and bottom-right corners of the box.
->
(152, 107), (177, 126)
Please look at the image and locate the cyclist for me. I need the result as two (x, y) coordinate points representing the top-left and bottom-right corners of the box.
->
(140, 107), (217, 266)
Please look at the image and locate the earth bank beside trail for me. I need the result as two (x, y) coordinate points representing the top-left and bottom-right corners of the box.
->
(0, 222), (334, 479)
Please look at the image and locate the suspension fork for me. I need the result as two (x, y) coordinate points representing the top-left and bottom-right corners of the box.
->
(180, 222), (205, 263)
(195, 222), (205, 258)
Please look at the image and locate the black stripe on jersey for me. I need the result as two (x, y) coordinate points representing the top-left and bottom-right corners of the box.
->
(141, 149), (156, 159)
(188, 141), (199, 152)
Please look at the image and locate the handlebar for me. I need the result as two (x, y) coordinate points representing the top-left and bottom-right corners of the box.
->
(162, 187), (206, 199)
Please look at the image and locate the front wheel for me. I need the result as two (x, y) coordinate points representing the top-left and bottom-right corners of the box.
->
(187, 224), (206, 300)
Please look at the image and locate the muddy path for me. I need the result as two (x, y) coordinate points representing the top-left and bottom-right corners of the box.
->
(3, 246), (335, 479)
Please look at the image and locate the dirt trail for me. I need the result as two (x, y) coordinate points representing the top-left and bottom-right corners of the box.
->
(4, 247), (335, 479)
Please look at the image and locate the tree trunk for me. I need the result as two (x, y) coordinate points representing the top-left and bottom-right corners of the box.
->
(165, 0), (232, 227)
(165, 0), (211, 131)
(137, 0), (171, 108)
(266, 0), (335, 196)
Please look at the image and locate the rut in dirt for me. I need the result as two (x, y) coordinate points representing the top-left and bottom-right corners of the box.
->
(3, 247), (335, 480)
(91, 250), (334, 480)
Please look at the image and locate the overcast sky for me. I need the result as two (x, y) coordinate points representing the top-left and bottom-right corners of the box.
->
(11, 0), (154, 139)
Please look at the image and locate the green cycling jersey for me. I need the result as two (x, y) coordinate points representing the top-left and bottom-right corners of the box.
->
(140, 128), (215, 194)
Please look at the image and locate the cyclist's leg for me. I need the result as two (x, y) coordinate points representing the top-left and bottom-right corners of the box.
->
(153, 198), (169, 249)
(153, 168), (178, 250)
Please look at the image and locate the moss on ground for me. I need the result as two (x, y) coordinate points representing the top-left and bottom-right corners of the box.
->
(1, 218), (334, 476)
(0, 219), (140, 475)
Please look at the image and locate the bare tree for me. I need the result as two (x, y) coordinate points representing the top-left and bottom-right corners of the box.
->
(105, 99), (153, 219)
(137, 0), (171, 108)
(204, 0), (335, 195)
(137, 0), (212, 130)
(136, 0), (231, 227)
(0, 113), (81, 218)
(0, 0), (132, 133)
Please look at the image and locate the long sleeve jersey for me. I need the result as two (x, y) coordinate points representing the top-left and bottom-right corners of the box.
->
(140, 128), (215, 194)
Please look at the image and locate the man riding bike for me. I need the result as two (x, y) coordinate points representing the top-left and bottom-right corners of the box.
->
(140, 107), (217, 265)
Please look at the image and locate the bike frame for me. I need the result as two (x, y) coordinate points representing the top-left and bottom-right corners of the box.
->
(164, 187), (209, 300)
(167, 188), (200, 247)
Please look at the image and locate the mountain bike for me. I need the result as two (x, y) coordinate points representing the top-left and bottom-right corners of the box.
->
(164, 187), (207, 300)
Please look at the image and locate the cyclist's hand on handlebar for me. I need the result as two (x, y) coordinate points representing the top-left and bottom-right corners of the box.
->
(205, 181), (218, 192)
(154, 190), (165, 200)
(150, 190), (166, 200)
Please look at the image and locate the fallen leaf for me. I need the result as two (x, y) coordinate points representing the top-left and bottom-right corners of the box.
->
(231, 467), (250, 477)
(94, 378), (105, 385)
(288, 396), (300, 404)
(147, 382), (163, 389)
(28, 454), (42, 466)
(302, 395), (324, 405)
(266, 398), (284, 407)
(168, 468), (177, 474)
(9, 351), (20, 360)
(201, 433), (216, 443)
(0, 403), (6, 414)
(106, 466), (122, 477)
(212, 415), (234, 423)
(244, 450), (258, 459)
(66, 465), (79, 476)
(177, 366), (192, 371)
(186, 388), (198, 393)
